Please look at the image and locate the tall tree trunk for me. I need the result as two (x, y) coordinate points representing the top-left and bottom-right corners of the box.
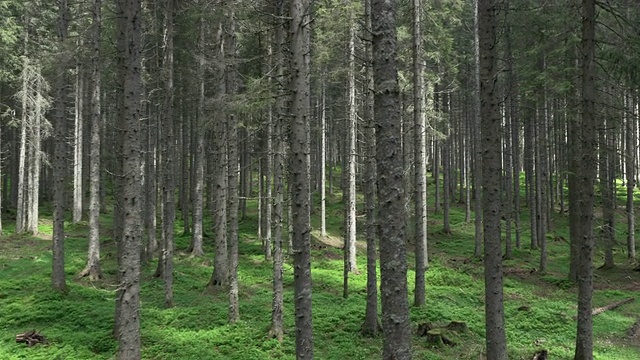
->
(574, 0), (596, 357)
(115, 0), (143, 357)
(372, 0), (411, 358)
(73, 53), (84, 224)
(412, 0), (428, 307)
(290, 0), (314, 355)
(268, 0), (286, 340)
(208, 19), (229, 289)
(479, 0), (507, 358)
(473, 0), (482, 257)
(226, 4), (240, 324)
(320, 79), (327, 240)
(160, 0), (175, 309)
(343, 10), (358, 299)
(79, 0), (103, 280)
(625, 89), (636, 262)
(52, 0), (70, 293)
(360, 0), (380, 337)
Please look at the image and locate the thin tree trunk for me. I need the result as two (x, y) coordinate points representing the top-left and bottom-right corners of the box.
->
(626, 89), (636, 261)
(412, 0), (428, 307)
(73, 52), (84, 224)
(52, 0), (70, 293)
(360, 0), (380, 337)
(79, 0), (103, 280)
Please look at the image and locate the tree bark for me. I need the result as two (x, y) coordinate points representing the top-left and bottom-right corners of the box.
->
(372, 0), (412, 358)
(79, 0), (103, 281)
(478, 0), (508, 358)
(115, 0), (143, 357)
(52, 0), (70, 293)
(289, 0), (314, 355)
(574, 0), (596, 358)
(412, 0), (428, 307)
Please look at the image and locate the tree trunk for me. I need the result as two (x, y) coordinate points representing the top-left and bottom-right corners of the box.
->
(372, 0), (412, 358)
(225, 3), (240, 324)
(479, 0), (508, 358)
(208, 18), (229, 289)
(361, 0), (380, 337)
(160, 0), (175, 309)
(625, 89), (636, 261)
(574, 0), (596, 357)
(115, 0), (143, 357)
(412, 0), (428, 307)
(343, 10), (358, 299)
(290, 0), (314, 355)
(52, 0), (70, 293)
(79, 0), (103, 281)
(73, 52), (84, 224)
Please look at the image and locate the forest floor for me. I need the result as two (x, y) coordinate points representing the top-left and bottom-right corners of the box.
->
(1, 192), (640, 359)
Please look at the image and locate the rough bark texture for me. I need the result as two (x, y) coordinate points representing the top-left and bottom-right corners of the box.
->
(289, 0), (314, 356)
(209, 18), (229, 289)
(412, 0), (428, 307)
(225, 4), (240, 324)
(52, 0), (70, 293)
(625, 90), (636, 261)
(115, 0), (143, 358)
(190, 15), (206, 258)
(478, 0), (508, 359)
(80, 0), (103, 281)
(361, 0), (380, 337)
(372, 0), (412, 358)
(73, 55), (84, 225)
(473, 0), (482, 257)
(574, 0), (596, 358)
(161, 0), (175, 309)
(268, 0), (286, 341)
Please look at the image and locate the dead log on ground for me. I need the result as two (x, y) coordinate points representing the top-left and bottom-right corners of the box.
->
(591, 297), (635, 317)
(532, 349), (548, 360)
(16, 330), (47, 346)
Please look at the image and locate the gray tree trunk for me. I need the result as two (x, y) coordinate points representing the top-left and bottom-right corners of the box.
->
(290, 0), (314, 355)
(225, 4), (240, 324)
(625, 90), (636, 261)
(79, 0), (103, 281)
(73, 54), (84, 224)
(208, 19), (229, 289)
(360, 0), (380, 337)
(343, 11), (358, 299)
(190, 15), (206, 257)
(574, 0), (596, 357)
(372, 0), (412, 358)
(160, 0), (175, 309)
(115, 0), (143, 357)
(478, 0), (508, 358)
(268, 0), (286, 340)
(52, 0), (70, 293)
(412, 0), (428, 307)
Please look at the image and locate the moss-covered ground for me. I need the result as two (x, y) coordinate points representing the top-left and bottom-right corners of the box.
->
(1, 182), (639, 359)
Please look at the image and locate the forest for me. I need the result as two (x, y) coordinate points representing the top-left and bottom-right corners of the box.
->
(1, 0), (640, 359)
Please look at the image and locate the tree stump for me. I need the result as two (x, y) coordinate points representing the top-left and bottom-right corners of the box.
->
(532, 349), (548, 360)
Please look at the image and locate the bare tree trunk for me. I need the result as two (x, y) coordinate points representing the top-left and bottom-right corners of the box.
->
(52, 0), (70, 293)
(320, 79), (327, 240)
(360, 0), (380, 337)
(373, 0), (411, 358)
(225, 4), (240, 324)
(625, 89), (636, 262)
(290, 0), (314, 355)
(479, 0), (507, 358)
(343, 11), (358, 299)
(160, 0), (175, 309)
(412, 0), (428, 307)
(73, 52), (84, 224)
(208, 18), (229, 289)
(473, 0), (482, 257)
(115, 0), (143, 357)
(79, 0), (103, 280)
(574, 0), (596, 357)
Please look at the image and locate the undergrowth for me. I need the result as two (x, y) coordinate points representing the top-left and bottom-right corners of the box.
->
(0, 185), (639, 359)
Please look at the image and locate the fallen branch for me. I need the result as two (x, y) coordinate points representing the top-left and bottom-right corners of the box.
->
(16, 330), (47, 346)
(592, 297), (635, 317)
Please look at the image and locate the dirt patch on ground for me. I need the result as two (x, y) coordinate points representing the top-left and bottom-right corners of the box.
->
(310, 230), (367, 250)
